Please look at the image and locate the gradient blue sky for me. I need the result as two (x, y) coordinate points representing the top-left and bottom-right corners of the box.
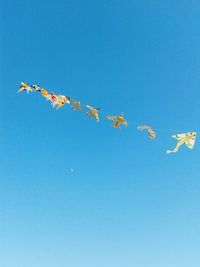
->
(1, 1), (200, 266)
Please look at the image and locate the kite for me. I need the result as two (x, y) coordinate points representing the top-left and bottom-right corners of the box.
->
(86, 105), (100, 122)
(31, 84), (41, 92)
(166, 132), (197, 154)
(41, 89), (57, 102)
(41, 90), (70, 109)
(41, 89), (51, 100)
(107, 113), (128, 128)
(137, 124), (157, 140)
(52, 95), (70, 109)
(71, 99), (82, 111)
(18, 82), (33, 93)
(49, 92), (57, 101)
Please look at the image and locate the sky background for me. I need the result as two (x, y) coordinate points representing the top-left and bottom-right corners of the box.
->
(1, 0), (200, 266)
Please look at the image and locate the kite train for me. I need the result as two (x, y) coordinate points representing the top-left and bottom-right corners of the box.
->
(18, 82), (197, 154)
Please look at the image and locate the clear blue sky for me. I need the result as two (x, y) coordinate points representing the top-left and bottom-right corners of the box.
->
(1, 1), (200, 266)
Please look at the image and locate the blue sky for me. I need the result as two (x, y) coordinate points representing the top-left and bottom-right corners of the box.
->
(1, 0), (200, 266)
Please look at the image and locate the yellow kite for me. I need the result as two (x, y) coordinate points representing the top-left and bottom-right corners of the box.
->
(107, 113), (128, 128)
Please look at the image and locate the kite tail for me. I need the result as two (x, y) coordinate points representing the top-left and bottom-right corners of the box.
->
(166, 141), (183, 154)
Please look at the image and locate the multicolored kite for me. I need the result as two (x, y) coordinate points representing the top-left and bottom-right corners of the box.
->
(18, 82), (33, 93)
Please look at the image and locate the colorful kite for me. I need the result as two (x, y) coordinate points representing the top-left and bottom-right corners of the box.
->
(86, 105), (100, 122)
(41, 89), (58, 103)
(52, 95), (70, 109)
(137, 124), (157, 140)
(166, 132), (197, 154)
(107, 113), (128, 128)
(18, 82), (33, 93)
(71, 100), (82, 111)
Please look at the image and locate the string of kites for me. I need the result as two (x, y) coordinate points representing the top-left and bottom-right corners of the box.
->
(18, 82), (197, 154)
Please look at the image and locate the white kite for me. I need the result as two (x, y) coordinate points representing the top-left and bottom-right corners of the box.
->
(137, 124), (157, 140)
(166, 132), (197, 154)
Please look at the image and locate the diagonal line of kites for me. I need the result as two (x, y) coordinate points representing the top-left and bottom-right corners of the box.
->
(18, 82), (197, 154)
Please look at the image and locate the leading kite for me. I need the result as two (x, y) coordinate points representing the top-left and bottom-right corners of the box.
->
(166, 132), (197, 154)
